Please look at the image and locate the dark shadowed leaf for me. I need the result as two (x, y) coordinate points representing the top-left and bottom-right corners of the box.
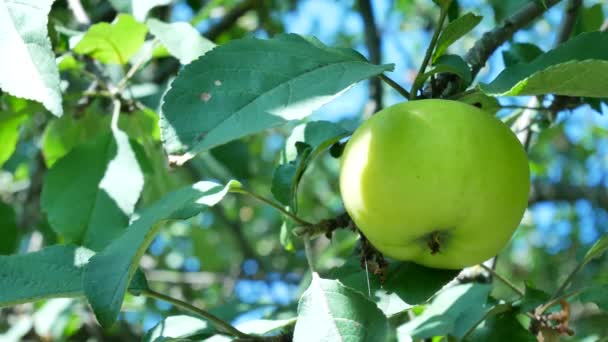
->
(502, 43), (544, 67)
(0, 201), (18, 255)
(41, 127), (144, 251)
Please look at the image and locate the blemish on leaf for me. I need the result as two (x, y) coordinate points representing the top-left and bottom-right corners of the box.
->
(214, 80), (222, 86)
(199, 92), (212, 102)
(195, 132), (207, 143)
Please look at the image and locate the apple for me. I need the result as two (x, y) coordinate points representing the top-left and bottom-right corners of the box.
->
(339, 99), (530, 269)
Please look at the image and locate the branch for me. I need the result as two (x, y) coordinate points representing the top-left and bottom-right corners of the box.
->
(205, 0), (261, 41)
(357, 0), (383, 112)
(549, 0), (583, 119)
(530, 181), (608, 209)
(465, 0), (562, 78)
(425, 0), (563, 98)
(142, 289), (254, 339)
(555, 0), (582, 45)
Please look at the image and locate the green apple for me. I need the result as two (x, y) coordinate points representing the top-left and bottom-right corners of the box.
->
(339, 99), (530, 269)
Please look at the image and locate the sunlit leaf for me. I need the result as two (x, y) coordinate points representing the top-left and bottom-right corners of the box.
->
(0, 0), (62, 116)
(147, 19), (215, 65)
(433, 12), (482, 62)
(160, 33), (392, 165)
(84, 180), (237, 326)
(293, 273), (391, 341)
(0, 245), (147, 307)
(73, 14), (147, 64)
(480, 32), (608, 97)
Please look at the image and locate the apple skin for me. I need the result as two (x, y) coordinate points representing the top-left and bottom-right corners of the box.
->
(339, 99), (530, 269)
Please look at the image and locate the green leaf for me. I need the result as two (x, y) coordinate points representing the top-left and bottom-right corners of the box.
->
(271, 163), (297, 206)
(143, 315), (213, 342)
(457, 91), (501, 114)
(160, 33), (393, 165)
(433, 0), (453, 10)
(41, 125), (144, 251)
(293, 273), (390, 342)
(582, 234), (608, 266)
(575, 3), (604, 35)
(433, 12), (482, 62)
(480, 31), (608, 98)
(502, 43), (544, 67)
(0, 0), (63, 116)
(518, 284), (551, 313)
(397, 283), (491, 339)
(465, 309), (535, 342)
(331, 258), (458, 307)
(578, 284), (608, 311)
(73, 14), (147, 64)
(0, 111), (27, 168)
(384, 262), (460, 305)
(272, 120), (349, 207)
(41, 108), (111, 167)
(209, 140), (251, 180)
(147, 19), (215, 65)
(427, 54), (472, 83)
(83, 180), (236, 327)
(0, 245), (148, 307)
(0, 201), (18, 255)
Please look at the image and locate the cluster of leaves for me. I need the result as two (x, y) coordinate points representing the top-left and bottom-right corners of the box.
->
(0, 0), (608, 341)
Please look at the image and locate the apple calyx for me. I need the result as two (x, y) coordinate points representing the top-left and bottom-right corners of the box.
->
(424, 230), (451, 255)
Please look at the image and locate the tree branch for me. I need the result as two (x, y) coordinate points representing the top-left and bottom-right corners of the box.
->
(205, 0), (261, 41)
(425, 0), (563, 98)
(549, 0), (583, 120)
(357, 0), (383, 113)
(530, 181), (608, 209)
(465, 0), (562, 79)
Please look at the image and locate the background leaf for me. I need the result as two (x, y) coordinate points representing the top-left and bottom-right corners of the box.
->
(0, 201), (18, 255)
(0, 0), (63, 116)
(83, 180), (235, 326)
(147, 19), (215, 65)
(73, 14), (147, 64)
(433, 12), (482, 62)
(41, 125), (144, 251)
(160, 33), (392, 164)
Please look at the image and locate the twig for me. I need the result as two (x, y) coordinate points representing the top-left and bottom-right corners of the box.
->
(358, 0), (383, 111)
(205, 0), (261, 41)
(142, 289), (253, 339)
(465, 0), (562, 78)
(426, 0), (563, 98)
(410, 6), (449, 99)
(549, 0), (583, 119)
(231, 188), (313, 226)
(67, 0), (91, 25)
(380, 74), (410, 99)
(555, 0), (582, 45)
(479, 263), (524, 296)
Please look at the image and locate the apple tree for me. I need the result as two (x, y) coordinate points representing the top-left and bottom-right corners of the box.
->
(0, 0), (607, 341)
